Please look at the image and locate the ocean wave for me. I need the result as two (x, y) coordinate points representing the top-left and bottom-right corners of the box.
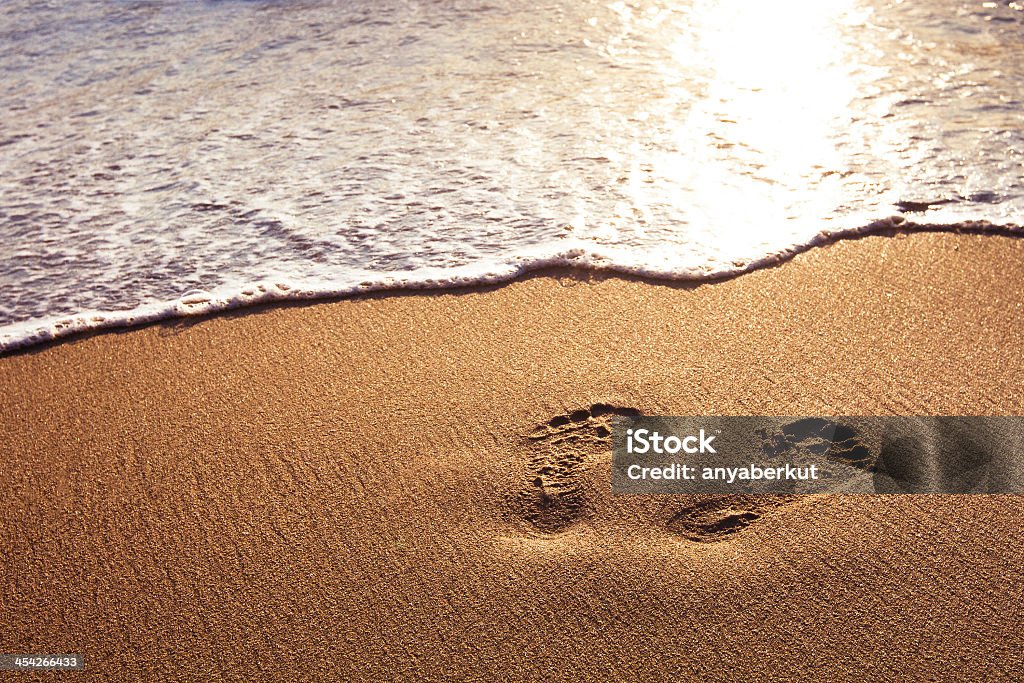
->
(4, 0), (1024, 355)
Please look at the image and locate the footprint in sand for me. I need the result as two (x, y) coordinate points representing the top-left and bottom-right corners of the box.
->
(517, 412), (834, 541)
(663, 413), (864, 540)
(664, 418), (874, 543)
(663, 418), (874, 543)
(515, 403), (639, 534)
(761, 418), (875, 471)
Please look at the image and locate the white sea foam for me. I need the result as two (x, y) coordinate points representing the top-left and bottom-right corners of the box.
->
(2, 218), (1019, 354)
(1, 0), (1023, 353)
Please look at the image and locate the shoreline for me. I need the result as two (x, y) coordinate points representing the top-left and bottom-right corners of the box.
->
(2, 219), (1022, 358)
(2, 231), (1023, 680)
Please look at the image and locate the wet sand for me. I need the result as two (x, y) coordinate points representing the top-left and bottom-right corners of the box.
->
(1, 232), (1023, 681)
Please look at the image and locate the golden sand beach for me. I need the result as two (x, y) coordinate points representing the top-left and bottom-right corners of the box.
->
(2, 232), (1023, 680)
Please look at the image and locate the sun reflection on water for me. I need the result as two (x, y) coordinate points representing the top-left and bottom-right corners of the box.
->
(590, 0), (886, 258)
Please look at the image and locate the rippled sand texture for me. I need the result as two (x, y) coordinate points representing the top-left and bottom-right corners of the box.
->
(2, 0), (1023, 332)
(2, 234), (1023, 680)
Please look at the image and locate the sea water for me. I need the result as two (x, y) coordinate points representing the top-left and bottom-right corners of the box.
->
(1, 0), (1022, 351)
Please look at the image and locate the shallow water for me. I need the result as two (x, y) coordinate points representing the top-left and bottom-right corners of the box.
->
(1, 0), (1022, 350)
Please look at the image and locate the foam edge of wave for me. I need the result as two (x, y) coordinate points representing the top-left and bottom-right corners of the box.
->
(1, 217), (1020, 356)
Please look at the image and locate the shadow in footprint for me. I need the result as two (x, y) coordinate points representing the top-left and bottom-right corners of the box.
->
(667, 495), (795, 543)
(764, 418), (875, 471)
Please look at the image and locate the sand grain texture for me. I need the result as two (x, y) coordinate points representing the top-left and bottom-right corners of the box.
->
(1, 232), (1023, 681)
